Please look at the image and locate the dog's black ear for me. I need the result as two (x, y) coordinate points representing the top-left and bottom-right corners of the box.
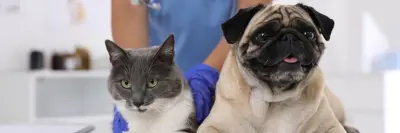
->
(296, 3), (334, 41)
(222, 4), (265, 44)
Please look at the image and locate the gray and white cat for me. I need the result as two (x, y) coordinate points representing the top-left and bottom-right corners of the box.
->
(105, 35), (197, 133)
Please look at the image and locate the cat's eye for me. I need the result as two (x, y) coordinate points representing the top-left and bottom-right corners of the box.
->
(147, 79), (158, 88)
(121, 80), (131, 89)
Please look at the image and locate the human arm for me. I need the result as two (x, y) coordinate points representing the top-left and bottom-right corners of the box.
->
(111, 0), (149, 48)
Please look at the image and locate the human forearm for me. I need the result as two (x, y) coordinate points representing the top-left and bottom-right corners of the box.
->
(203, 39), (230, 72)
(111, 0), (149, 48)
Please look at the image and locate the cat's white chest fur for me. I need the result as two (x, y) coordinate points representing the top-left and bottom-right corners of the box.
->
(116, 90), (194, 133)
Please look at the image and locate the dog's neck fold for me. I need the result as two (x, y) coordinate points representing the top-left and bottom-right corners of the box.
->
(217, 51), (251, 102)
(218, 51), (261, 124)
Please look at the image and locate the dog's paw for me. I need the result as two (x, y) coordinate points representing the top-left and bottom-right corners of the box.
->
(343, 125), (360, 133)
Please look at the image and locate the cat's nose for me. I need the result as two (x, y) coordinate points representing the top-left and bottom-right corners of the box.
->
(133, 101), (144, 108)
(131, 89), (145, 107)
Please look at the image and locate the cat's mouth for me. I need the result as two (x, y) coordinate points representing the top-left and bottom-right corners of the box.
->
(127, 106), (148, 112)
(125, 102), (149, 113)
(137, 108), (147, 112)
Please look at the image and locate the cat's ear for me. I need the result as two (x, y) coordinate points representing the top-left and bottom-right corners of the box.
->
(154, 34), (175, 64)
(105, 39), (127, 65)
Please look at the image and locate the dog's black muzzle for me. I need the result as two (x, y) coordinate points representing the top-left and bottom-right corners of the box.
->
(253, 28), (318, 67)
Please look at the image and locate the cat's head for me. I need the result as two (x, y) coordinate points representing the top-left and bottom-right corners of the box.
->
(105, 35), (183, 113)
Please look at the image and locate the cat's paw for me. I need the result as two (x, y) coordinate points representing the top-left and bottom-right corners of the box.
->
(343, 125), (360, 133)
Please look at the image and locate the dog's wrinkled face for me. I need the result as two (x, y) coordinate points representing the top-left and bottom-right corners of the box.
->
(222, 3), (334, 100)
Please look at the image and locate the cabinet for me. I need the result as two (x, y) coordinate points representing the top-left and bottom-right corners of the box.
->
(0, 70), (113, 124)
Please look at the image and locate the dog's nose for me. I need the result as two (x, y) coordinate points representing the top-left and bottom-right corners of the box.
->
(280, 34), (297, 43)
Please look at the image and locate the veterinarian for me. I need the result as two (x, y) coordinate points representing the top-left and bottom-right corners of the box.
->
(111, 0), (273, 132)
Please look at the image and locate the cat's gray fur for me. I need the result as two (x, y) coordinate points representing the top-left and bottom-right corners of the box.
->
(105, 35), (197, 133)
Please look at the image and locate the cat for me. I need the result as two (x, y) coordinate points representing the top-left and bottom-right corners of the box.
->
(105, 34), (197, 133)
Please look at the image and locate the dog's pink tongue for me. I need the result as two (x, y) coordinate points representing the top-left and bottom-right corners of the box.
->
(284, 57), (298, 63)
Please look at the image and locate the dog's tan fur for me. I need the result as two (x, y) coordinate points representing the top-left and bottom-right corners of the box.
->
(196, 4), (357, 133)
(197, 51), (346, 133)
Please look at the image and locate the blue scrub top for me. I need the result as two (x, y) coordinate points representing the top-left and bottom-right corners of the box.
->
(147, 0), (237, 72)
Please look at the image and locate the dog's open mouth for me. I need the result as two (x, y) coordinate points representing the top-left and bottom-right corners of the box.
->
(283, 54), (298, 63)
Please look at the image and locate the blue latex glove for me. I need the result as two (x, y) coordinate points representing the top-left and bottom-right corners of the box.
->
(112, 64), (219, 133)
(113, 105), (128, 133)
(184, 64), (219, 124)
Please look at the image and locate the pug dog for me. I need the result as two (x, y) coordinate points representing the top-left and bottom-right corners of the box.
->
(197, 3), (359, 133)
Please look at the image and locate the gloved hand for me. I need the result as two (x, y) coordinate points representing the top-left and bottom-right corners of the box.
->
(113, 105), (128, 133)
(184, 63), (219, 124)
(112, 64), (219, 133)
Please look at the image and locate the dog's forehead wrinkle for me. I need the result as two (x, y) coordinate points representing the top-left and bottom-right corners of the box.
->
(246, 5), (315, 35)
(248, 4), (280, 28)
(280, 6), (290, 26)
(286, 7), (295, 14)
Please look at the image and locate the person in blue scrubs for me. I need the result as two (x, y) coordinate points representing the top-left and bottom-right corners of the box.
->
(111, 0), (273, 132)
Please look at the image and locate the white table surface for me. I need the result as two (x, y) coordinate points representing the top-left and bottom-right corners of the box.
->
(0, 124), (94, 133)
(0, 115), (113, 133)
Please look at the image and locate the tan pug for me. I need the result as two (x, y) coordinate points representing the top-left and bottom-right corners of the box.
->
(197, 3), (359, 133)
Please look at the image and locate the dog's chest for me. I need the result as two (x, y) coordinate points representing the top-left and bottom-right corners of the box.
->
(248, 95), (316, 133)
(261, 105), (314, 133)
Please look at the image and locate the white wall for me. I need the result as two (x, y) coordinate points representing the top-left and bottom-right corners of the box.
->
(303, 0), (400, 74)
(300, 0), (400, 132)
(302, 0), (392, 133)
(0, 0), (111, 71)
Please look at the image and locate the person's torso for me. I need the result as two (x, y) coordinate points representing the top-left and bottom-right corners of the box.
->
(147, 0), (237, 72)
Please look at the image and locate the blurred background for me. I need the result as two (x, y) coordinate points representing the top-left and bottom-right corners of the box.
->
(0, 0), (398, 133)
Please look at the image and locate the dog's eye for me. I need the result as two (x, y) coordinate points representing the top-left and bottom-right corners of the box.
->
(304, 32), (315, 40)
(255, 32), (269, 44)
